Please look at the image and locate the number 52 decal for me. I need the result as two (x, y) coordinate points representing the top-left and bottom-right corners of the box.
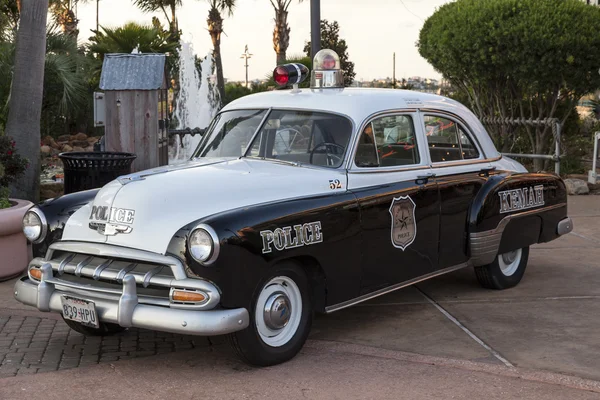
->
(329, 179), (343, 190)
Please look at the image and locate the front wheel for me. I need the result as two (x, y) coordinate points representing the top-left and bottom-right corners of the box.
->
(229, 262), (313, 366)
(475, 246), (530, 290)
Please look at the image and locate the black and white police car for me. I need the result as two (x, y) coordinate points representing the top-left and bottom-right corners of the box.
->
(16, 50), (573, 366)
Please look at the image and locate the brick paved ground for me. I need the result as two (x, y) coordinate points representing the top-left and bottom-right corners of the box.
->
(0, 314), (213, 377)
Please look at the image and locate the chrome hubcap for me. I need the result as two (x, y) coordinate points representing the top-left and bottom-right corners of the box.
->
(263, 292), (291, 330)
(501, 250), (518, 264)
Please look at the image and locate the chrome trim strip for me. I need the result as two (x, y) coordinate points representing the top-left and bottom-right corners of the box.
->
(325, 263), (470, 313)
(14, 277), (249, 336)
(432, 157), (501, 169)
(470, 202), (567, 266)
(74, 256), (94, 277)
(57, 253), (75, 275)
(93, 259), (114, 280)
(348, 165), (430, 174)
(143, 265), (164, 288)
(116, 263), (137, 282)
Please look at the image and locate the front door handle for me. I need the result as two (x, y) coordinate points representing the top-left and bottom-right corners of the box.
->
(416, 173), (436, 184)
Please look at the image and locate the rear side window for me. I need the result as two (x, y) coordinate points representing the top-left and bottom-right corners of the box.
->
(355, 115), (420, 168)
(424, 115), (480, 162)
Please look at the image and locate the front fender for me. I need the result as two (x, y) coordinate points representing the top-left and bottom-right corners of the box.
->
(32, 189), (100, 257)
(467, 172), (567, 266)
(167, 192), (362, 310)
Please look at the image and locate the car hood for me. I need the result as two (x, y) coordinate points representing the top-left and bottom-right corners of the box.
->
(61, 158), (347, 254)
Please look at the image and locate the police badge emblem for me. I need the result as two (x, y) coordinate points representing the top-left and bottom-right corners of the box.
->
(389, 196), (417, 250)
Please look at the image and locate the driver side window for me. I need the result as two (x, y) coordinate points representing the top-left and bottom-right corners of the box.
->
(355, 115), (420, 168)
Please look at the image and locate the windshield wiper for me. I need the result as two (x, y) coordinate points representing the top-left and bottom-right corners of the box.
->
(244, 156), (303, 167)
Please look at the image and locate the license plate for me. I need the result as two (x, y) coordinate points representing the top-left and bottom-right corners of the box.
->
(60, 296), (99, 328)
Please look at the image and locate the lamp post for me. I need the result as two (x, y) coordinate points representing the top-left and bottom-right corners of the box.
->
(241, 45), (253, 88)
(311, 0), (320, 58)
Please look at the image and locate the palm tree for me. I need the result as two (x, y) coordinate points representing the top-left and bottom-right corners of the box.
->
(5, 0), (49, 201)
(206, 0), (235, 105)
(132, 0), (181, 38)
(271, 0), (303, 66)
(88, 22), (179, 58)
(48, 0), (90, 38)
(0, 0), (20, 38)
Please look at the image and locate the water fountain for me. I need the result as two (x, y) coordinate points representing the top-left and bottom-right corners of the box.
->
(169, 42), (219, 163)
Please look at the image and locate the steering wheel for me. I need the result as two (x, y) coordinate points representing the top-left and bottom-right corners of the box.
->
(276, 127), (307, 154)
(309, 142), (345, 166)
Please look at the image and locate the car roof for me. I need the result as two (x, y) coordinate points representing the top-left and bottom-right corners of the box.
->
(222, 88), (500, 159)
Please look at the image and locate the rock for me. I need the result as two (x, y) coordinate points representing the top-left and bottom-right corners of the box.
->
(41, 145), (51, 155)
(87, 136), (99, 144)
(40, 182), (64, 200)
(564, 179), (590, 195)
(50, 148), (60, 156)
(41, 135), (53, 146)
(62, 144), (73, 152)
(57, 134), (71, 142)
(74, 132), (87, 141)
(84, 146), (94, 152)
(71, 140), (89, 148)
(72, 146), (85, 152)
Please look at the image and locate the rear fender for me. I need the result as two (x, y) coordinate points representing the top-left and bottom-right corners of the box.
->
(467, 172), (567, 266)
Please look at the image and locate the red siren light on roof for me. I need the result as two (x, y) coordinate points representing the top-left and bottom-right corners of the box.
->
(273, 63), (309, 87)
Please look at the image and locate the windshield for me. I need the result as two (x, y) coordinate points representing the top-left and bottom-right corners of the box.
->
(193, 109), (353, 168)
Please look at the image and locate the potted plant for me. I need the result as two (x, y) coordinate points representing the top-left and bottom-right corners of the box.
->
(0, 135), (31, 281)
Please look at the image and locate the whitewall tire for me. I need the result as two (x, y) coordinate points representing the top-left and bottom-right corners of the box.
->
(475, 246), (530, 290)
(229, 261), (313, 366)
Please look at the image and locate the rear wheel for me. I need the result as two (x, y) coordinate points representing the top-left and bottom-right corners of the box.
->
(62, 317), (127, 336)
(475, 246), (530, 290)
(229, 261), (313, 366)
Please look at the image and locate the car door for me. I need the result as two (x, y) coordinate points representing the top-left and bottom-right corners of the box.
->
(347, 112), (440, 294)
(422, 112), (492, 269)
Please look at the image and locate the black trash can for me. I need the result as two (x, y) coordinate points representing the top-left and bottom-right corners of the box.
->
(59, 152), (137, 194)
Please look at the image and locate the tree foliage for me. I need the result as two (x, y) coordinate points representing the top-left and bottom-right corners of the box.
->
(304, 20), (355, 86)
(48, 0), (91, 38)
(132, 0), (181, 38)
(271, 0), (304, 66)
(88, 21), (179, 58)
(418, 0), (600, 169)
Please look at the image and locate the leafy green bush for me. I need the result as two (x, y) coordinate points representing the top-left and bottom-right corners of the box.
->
(0, 134), (28, 209)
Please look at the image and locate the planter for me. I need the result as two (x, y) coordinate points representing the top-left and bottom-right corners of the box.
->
(0, 199), (33, 281)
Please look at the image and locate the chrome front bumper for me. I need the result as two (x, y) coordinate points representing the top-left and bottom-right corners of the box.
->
(14, 274), (250, 336)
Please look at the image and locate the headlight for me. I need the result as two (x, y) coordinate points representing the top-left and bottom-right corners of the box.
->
(22, 207), (47, 244)
(188, 224), (220, 265)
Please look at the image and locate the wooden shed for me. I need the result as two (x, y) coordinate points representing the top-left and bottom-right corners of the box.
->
(99, 53), (169, 172)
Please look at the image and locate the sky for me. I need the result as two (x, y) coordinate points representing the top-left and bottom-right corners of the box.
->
(76, 0), (451, 82)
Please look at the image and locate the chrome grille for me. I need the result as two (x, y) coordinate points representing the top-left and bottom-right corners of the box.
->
(27, 241), (222, 310)
(32, 251), (176, 289)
